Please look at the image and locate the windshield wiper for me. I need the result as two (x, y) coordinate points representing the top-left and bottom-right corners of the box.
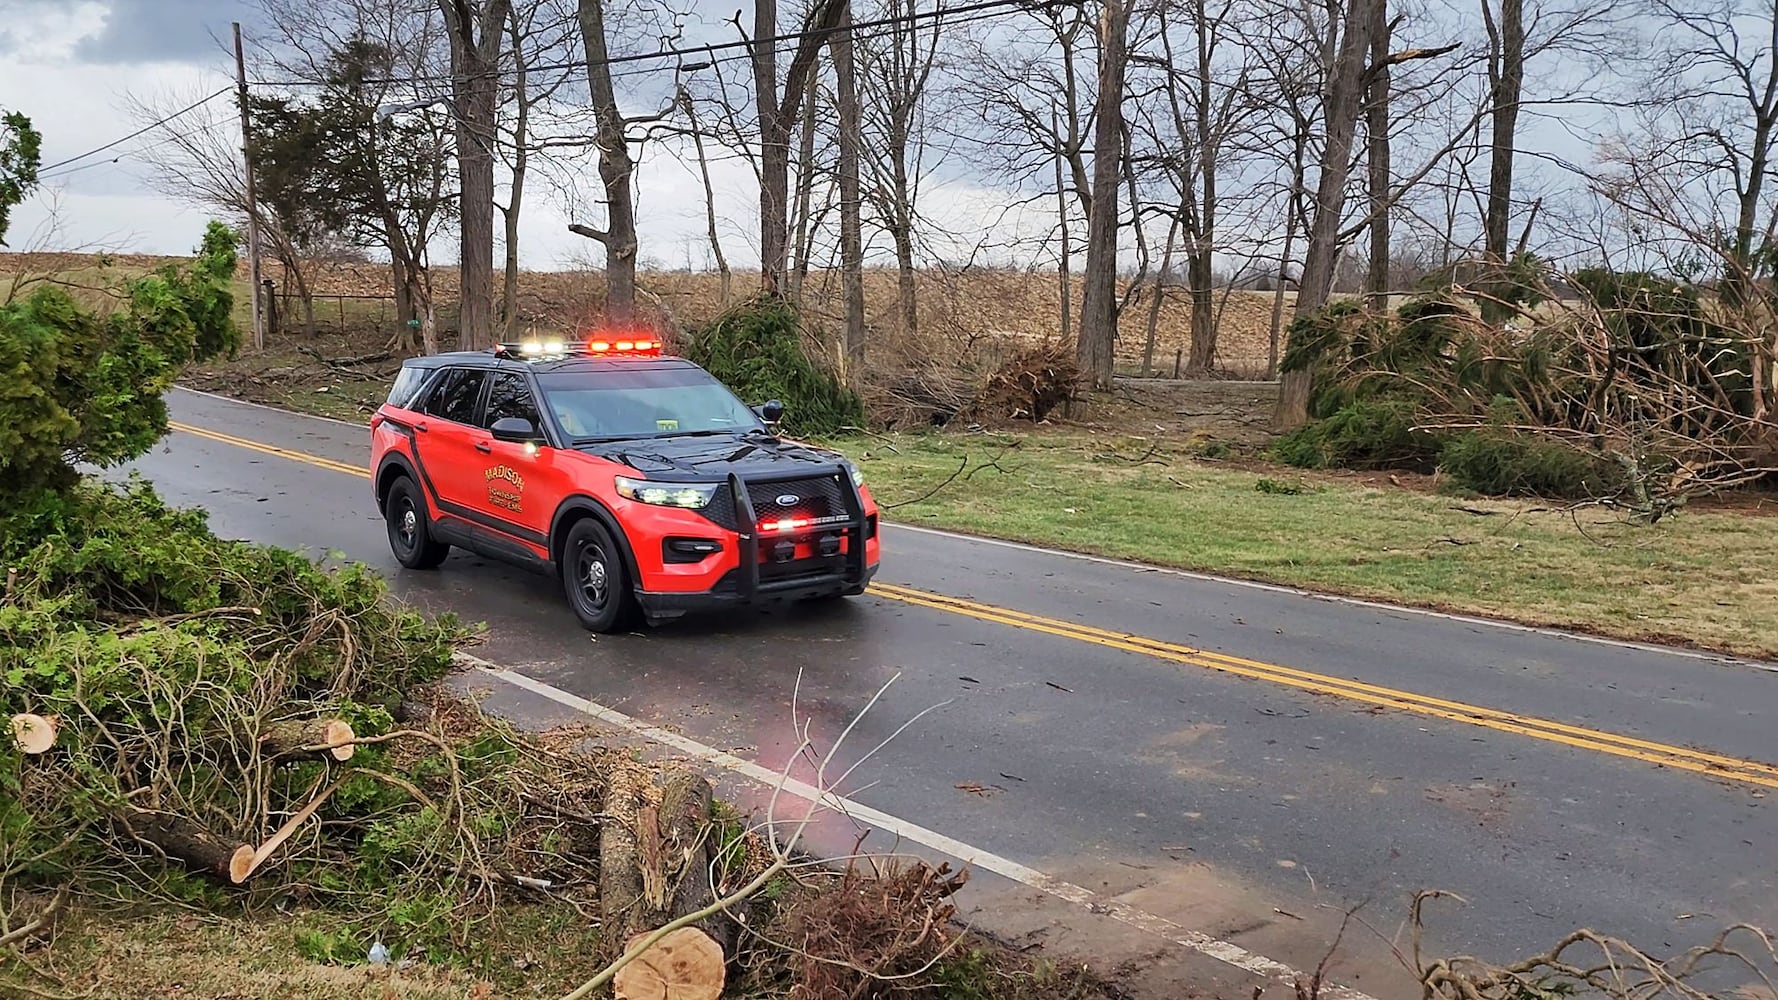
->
(571, 434), (647, 445)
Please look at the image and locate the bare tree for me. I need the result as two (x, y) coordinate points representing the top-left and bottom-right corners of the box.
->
(125, 91), (322, 335)
(956, 4), (1095, 318)
(1365, 1), (1393, 312)
(678, 88), (733, 307)
(439, 0), (511, 340)
(1639, 0), (1778, 306)
(1478, 0), (1524, 321)
(831, 3), (867, 370)
(1077, 0), (1131, 387)
(494, 0), (584, 334)
(572, 0), (641, 320)
(857, 0), (944, 336)
(752, 0), (849, 296)
(1132, 0), (1263, 373)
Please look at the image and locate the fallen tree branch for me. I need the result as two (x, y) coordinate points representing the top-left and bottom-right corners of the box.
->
(239, 773), (349, 882)
(884, 455), (967, 509)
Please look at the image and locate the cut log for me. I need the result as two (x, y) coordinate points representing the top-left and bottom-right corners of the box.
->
(9, 713), (56, 755)
(259, 718), (356, 763)
(599, 763), (737, 960)
(614, 926), (725, 1000)
(123, 812), (256, 884)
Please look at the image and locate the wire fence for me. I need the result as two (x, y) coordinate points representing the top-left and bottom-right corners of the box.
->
(266, 290), (399, 335)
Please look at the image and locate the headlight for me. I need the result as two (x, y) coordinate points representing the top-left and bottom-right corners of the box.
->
(843, 460), (865, 487)
(614, 476), (717, 509)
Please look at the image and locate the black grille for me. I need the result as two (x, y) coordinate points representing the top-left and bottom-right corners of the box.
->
(700, 485), (740, 530)
(746, 474), (846, 523)
(694, 473), (852, 532)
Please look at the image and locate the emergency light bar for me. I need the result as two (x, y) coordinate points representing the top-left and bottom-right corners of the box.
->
(492, 337), (662, 360)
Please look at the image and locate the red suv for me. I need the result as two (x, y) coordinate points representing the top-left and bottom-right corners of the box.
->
(369, 338), (880, 632)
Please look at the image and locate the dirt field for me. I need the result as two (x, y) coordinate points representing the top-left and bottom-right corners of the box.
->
(0, 252), (1287, 377)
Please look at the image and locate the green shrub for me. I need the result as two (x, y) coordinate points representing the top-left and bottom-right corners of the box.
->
(1274, 398), (1443, 471)
(0, 221), (239, 499)
(684, 296), (864, 436)
(1438, 431), (1620, 499)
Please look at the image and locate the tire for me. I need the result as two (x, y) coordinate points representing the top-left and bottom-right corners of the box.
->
(560, 518), (639, 633)
(385, 477), (450, 569)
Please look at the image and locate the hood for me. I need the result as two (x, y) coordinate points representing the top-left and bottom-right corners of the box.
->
(576, 432), (847, 480)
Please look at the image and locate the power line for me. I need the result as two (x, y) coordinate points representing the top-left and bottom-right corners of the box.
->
(38, 117), (235, 182)
(36, 87), (233, 174)
(249, 0), (1046, 90)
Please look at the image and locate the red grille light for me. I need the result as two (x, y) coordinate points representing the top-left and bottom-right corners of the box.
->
(759, 516), (810, 533)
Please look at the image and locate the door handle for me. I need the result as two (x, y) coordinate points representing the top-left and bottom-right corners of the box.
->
(475, 442), (492, 454)
(415, 421), (429, 433)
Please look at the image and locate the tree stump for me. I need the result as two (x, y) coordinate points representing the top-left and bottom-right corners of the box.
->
(259, 718), (356, 763)
(599, 763), (737, 961)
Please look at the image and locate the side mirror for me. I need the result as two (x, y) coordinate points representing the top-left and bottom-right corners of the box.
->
(754, 399), (785, 425)
(490, 416), (542, 443)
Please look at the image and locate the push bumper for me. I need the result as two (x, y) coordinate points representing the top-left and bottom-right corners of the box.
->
(636, 465), (877, 621)
(636, 561), (879, 620)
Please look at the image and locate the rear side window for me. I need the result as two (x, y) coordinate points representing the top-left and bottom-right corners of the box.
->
(386, 365), (430, 410)
(483, 371), (540, 427)
(421, 368), (487, 425)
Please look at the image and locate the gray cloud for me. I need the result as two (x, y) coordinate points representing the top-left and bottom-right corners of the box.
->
(0, 0), (250, 64)
(74, 0), (251, 64)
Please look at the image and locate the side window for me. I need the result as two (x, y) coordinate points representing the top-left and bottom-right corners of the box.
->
(483, 372), (540, 428)
(421, 368), (487, 425)
(386, 365), (429, 410)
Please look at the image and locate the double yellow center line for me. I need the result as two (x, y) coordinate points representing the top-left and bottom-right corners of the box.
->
(171, 421), (371, 479)
(871, 583), (1778, 790)
(166, 419), (1778, 791)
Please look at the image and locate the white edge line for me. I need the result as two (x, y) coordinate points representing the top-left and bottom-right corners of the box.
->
(172, 385), (1776, 674)
(464, 652), (1378, 1000)
(172, 383), (371, 429)
(882, 523), (1778, 673)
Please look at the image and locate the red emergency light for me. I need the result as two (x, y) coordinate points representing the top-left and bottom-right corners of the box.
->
(586, 336), (660, 356)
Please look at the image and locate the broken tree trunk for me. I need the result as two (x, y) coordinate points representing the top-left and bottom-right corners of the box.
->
(9, 713), (56, 755)
(123, 812), (255, 884)
(599, 762), (737, 961)
(259, 718), (356, 763)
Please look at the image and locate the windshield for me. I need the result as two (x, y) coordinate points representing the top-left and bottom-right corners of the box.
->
(538, 367), (763, 441)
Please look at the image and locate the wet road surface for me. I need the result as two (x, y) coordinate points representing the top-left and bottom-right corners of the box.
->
(123, 387), (1778, 998)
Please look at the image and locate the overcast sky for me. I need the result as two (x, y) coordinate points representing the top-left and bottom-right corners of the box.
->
(0, 0), (1050, 270)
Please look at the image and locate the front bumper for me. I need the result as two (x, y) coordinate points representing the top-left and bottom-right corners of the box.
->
(636, 560), (879, 620)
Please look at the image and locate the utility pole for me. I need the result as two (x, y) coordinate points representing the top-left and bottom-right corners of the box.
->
(233, 21), (265, 351)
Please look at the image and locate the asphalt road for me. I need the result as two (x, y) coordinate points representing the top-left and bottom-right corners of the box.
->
(128, 387), (1778, 997)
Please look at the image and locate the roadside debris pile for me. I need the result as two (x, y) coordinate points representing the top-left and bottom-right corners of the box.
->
(864, 342), (1083, 429)
(0, 479), (1105, 998)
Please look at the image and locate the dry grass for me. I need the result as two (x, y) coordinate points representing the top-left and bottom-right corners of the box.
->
(0, 251), (1285, 375)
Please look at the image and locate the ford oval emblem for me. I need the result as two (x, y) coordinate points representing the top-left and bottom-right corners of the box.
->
(775, 493), (800, 506)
